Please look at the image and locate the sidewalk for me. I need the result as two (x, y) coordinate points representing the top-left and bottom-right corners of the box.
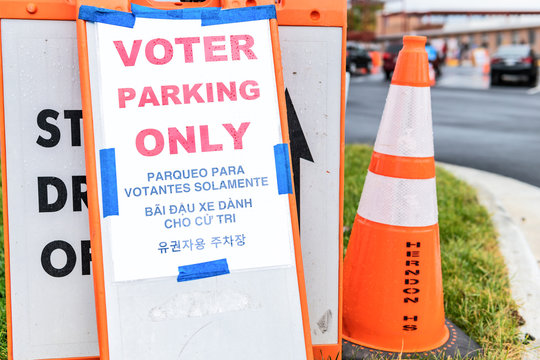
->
(439, 163), (540, 359)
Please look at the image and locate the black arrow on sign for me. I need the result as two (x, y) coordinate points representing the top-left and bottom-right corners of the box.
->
(285, 89), (314, 223)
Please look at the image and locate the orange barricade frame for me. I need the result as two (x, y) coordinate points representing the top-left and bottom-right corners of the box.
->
(0, 16), (11, 360)
(76, 0), (314, 358)
(1, 0), (346, 358)
(276, 2), (346, 359)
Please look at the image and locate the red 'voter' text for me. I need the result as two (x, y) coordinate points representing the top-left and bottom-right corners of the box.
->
(114, 35), (257, 66)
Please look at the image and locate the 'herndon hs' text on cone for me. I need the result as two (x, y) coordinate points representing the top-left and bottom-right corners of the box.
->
(342, 36), (481, 359)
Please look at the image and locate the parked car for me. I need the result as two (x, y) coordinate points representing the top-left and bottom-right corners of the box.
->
(382, 43), (402, 80)
(346, 42), (372, 75)
(490, 44), (538, 86)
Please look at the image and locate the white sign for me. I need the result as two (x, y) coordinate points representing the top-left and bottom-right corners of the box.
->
(90, 17), (294, 281)
(1, 20), (98, 359)
(280, 26), (343, 346)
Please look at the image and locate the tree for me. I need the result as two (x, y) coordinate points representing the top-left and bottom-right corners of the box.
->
(348, 0), (383, 32)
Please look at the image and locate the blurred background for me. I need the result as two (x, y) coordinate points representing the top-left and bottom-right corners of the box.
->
(345, 0), (540, 188)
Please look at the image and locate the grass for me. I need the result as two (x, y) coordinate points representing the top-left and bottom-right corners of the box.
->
(0, 144), (528, 359)
(0, 188), (6, 360)
(344, 144), (526, 359)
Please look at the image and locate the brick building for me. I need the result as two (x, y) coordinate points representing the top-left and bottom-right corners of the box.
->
(373, 1), (540, 61)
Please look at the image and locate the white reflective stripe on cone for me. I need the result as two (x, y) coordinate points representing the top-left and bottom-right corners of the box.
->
(374, 85), (434, 158)
(357, 170), (438, 227)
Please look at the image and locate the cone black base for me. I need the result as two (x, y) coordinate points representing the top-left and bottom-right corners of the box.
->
(342, 319), (482, 359)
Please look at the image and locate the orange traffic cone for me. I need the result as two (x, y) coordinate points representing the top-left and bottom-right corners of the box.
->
(482, 61), (490, 75)
(342, 36), (481, 359)
(369, 51), (381, 74)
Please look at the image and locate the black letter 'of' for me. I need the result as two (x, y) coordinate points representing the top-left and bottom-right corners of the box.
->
(41, 240), (77, 277)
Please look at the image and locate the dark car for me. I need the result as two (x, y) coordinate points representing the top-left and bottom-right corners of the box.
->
(382, 43), (402, 80)
(490, 44), (538, 86)
(346, 42), (372, 75)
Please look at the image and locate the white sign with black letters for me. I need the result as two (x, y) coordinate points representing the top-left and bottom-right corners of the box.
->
(1, 19), (98, 359)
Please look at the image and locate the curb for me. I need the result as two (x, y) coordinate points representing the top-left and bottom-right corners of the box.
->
(438, 163), (540, 359)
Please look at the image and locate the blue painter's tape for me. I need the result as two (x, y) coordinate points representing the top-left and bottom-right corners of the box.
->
(100, 148), (119, 218)
(274, 143), (293, 195)
(177, 259), (230, 282)
(129, 4), (274, 24)
(78, 4), (274, 27)
(131, 4), (220, 20)
(78, 5), (136, 28)
(201, 5), (276, 26)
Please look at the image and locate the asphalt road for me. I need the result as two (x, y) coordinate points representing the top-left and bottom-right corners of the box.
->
(345, 67), (540, 187)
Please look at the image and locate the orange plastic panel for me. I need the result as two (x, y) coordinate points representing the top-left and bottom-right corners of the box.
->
(276, 0), (346, 27)
(76, 0), (128, 12)
(0, 0), (226, 19)
(0, 0), (75, 20)
(131, 0), (220, 10)
(221, 0), (273, 9)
